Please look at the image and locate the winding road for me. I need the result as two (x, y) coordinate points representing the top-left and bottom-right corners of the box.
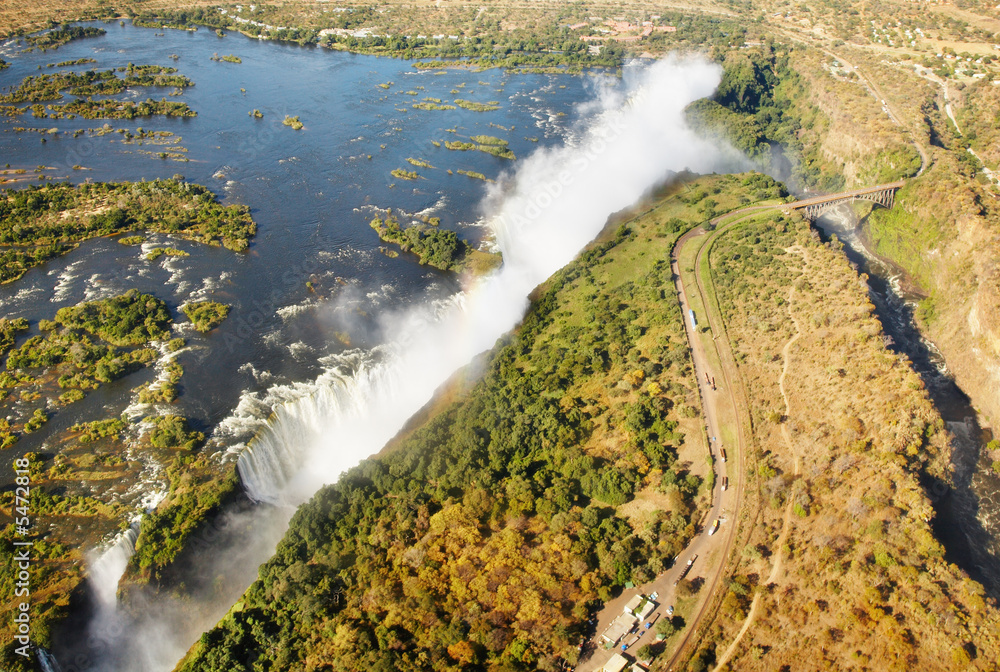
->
(578, 183), (903, 671)
(577, 206), (762, 672)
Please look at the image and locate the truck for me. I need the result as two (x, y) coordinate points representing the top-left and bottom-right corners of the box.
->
(708, 519), (720, 536)
(689, 309), (697, 329)
(674, 555), (697, 585)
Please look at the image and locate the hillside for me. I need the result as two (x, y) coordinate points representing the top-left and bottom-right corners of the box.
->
(676, 211), (1000, 671)
(176, 175), (787, 671)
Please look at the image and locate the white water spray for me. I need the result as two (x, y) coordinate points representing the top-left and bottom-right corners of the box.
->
(84, 55), (748, 671)
(237, 56), (743, 504)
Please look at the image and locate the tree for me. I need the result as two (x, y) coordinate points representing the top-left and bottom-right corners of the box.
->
(655, 618), (676, 639)
(676, 578), (697, 598)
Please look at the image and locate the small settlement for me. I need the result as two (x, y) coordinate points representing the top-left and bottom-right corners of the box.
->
(597, 592), (659, 671)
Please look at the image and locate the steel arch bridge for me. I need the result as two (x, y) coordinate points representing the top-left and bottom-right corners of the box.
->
(784, 180), (905, 221)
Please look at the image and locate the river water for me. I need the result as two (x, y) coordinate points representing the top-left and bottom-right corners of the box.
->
(3, 24), (745, 671)
(0, 22), (591, 669)
(5, 20), (996, 668)
(0, 20), (590, 475)
(815, 206), (1000, 597)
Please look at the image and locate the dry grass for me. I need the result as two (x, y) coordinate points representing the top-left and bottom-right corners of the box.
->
(0, 0), (734, 40)
(691, 215), (1000, 671)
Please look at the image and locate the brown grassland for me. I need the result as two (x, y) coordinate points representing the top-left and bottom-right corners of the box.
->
(689, 213), (1000, 671)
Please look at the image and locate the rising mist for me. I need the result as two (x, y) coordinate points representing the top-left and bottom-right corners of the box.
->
(72, 54), (745, 672)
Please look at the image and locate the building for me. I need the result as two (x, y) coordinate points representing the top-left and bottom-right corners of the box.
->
(636, 599), (656, 621)
(601, 612), (638, 645)
(603, 653), (631, 672)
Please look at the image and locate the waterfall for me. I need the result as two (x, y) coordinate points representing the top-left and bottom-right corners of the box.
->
(236, 349), (389, 504)
(87, 522), (140, 609)
(69, 55), (749, 672)
(37, 647), (62, 672)
(232, 56), (744, 507)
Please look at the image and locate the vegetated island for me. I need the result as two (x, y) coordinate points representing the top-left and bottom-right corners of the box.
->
(445, 135), (515, 160)
(370, 211), (499, 274)
(50, 97), (196, 120)
(0, 289), (170, 448)
(0, 178), (256, 284)
(23, 26), (105, 51)
(283, 115), (304, 130)
(0, 65), (196, 119)
(453, 98), (501, 112)
(390, 168), (420, 181)
(145, 247), (189, 261)
(0, 286), (248, 667)
(0, 65), (193, 104)
(181, 301), (231, 333)
(46, 57), (97, 68)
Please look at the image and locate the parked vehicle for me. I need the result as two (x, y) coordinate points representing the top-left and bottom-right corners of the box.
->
(721, 476), (729, 492)
(708, 519), (720, 536)
(674, 554), (698, 585)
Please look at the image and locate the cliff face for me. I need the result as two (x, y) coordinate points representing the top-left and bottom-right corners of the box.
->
(177, 175), (787, 672)
(863, 153), (1000, 427)
(738, 42), (1000, 429)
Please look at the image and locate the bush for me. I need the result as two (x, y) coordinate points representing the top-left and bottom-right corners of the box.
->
(181, 301), (230, 333)
(148, 415), (203, 450)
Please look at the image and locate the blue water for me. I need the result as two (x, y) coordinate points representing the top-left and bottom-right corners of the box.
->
(0, 21), (592, 463)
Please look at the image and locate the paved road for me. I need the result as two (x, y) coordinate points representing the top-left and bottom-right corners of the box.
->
(578, 222), (745, 672)
(578, 189), (901, 670)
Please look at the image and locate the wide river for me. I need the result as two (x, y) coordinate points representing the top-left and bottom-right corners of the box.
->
(3, 20), (998, 671)
(0, 20), (591, 474)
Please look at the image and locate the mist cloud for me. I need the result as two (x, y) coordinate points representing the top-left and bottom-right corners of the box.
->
(79, 54), (744, 672)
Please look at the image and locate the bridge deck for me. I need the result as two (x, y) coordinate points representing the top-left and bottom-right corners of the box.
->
(785, 180), (905, 210)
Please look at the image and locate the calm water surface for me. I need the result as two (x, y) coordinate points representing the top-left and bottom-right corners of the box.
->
(0, 21), (592, 475)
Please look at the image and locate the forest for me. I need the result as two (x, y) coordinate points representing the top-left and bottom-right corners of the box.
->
(178, 174), (785, 672)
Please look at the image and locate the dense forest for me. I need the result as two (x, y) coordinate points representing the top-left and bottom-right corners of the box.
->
(178, 174), (787, 671)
